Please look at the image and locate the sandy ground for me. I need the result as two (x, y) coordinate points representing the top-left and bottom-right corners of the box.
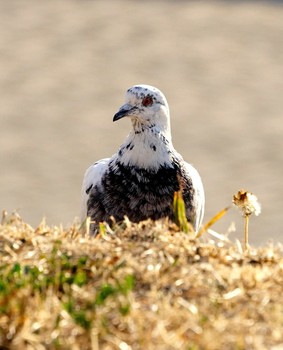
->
(0, 0), (283, 245)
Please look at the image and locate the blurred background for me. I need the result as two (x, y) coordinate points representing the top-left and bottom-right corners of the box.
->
(1, 0), (282, 245)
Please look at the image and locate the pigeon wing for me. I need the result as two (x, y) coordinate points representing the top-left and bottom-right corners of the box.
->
(80, 158), (109, 220)
(183, 161), (205, 232)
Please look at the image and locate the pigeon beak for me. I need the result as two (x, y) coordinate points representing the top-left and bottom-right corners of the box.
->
(113, 105), (137, 122)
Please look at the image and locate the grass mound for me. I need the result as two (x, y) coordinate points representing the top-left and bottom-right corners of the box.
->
(0, 213), (282, 349)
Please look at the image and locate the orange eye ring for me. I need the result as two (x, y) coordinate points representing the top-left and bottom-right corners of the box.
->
(142, 95), (153, 107)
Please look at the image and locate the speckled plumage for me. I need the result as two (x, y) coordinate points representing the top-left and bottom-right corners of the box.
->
(81, 85), (205, 233)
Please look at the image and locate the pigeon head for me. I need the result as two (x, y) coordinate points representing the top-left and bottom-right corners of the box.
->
(113, 85), (171, 136)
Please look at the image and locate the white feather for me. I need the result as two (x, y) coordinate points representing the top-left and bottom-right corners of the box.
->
(183, 162), (205, 231)
(118, 131), (174, 170)
(80, 158), (109, 220)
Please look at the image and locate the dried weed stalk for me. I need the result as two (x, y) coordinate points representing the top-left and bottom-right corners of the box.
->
(233, 190), (261, 251)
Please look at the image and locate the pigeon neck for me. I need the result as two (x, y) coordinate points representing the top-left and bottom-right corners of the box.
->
(131, 119), (172, 142)
(117, 127), (175, 170)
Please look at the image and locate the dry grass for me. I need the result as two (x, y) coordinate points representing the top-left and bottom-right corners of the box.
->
(0, 213), (283, 350)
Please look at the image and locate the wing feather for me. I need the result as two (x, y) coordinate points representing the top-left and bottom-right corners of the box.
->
(80, 158), (109, 220)
(183, 162), (205, 231)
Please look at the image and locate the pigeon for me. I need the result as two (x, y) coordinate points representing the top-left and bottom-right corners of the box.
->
(81, 84), (205, 233)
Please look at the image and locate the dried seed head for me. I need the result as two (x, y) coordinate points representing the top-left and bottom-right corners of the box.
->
(233, 190), (261, 217)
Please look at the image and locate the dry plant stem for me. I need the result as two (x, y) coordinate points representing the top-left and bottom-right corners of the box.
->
(244, 215), (249, 251)
(196, 206), (230, 238)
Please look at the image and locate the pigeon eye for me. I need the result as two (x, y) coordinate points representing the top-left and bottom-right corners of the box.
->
(142, 95), (153, 107)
